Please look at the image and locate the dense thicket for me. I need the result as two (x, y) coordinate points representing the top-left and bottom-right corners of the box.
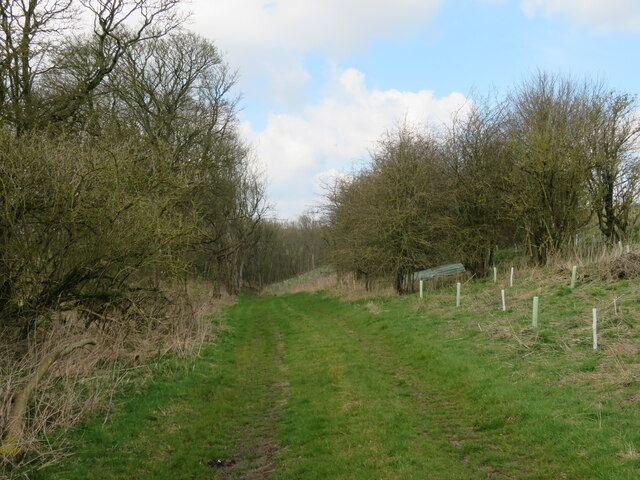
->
(325, 73), (640, 292)
(0, 0), (269, 333)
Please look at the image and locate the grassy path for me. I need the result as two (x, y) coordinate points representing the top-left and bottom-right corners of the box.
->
(38, 292), (639, 479)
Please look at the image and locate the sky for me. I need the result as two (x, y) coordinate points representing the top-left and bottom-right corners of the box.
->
(185, 0), (640, 220)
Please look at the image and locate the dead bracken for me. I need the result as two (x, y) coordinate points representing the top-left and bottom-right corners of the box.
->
(604, 251), (640, 279)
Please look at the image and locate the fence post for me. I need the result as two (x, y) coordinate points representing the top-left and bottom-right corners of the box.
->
(593, 308), (598, 350)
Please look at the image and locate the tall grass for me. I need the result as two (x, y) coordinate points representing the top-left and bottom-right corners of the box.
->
(0, 280), (225, 477)
(555, 226), (640, 266)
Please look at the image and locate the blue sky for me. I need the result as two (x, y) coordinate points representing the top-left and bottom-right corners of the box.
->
(188, 0), (640, 219)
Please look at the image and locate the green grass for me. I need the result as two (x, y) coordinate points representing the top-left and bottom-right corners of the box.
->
(34, 304), (289, 480)
(35, 268), (640, 479)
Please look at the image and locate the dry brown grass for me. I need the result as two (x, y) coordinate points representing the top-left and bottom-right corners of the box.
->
(332, 283), (396, 302)
(326, 273), (396, 301)
(549, 234), (639, 269)
(364, 302), (383, 314)
(265, 268), (337, 296)
(618, 443), (640, 460)
(264, 268), (398, 301)
(0, 279), (225, 473)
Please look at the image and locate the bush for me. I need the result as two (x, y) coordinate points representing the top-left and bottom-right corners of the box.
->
(0, 130), (193, 333)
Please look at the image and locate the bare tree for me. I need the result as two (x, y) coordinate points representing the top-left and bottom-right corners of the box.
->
(325, 124), (456, 293)
(0, 0), (183, 133)
(505, 72), (592, 264)
(585, 89), (640, 242)
(446, 99), (514, 275)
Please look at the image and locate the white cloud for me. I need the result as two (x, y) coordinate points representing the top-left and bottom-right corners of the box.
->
(189, 0), (443, 56)
(187, 1), (444, 109)
(315, 169), (352, 188)
(521, 0), (640, 32)
(263, 59), (311, 109)
(242, 68), (468, 218)
(183, 3), (461, 218)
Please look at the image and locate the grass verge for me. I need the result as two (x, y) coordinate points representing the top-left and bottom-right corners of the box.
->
(34, 273), (640, 478)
